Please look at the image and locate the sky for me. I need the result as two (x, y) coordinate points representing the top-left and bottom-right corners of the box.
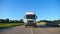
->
(0, 0), (60, 20)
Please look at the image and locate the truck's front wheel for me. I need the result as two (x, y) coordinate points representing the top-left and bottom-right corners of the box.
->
(25, 25), (27, 27)
(33, 23), (36, 27)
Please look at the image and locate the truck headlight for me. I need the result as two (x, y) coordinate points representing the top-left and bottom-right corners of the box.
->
(59, 24), (60, 26)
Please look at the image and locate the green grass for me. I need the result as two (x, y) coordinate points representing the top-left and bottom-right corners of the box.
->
(0, 23), (24, 29)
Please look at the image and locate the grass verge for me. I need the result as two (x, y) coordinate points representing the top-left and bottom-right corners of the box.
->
(0, 23), (24, 29)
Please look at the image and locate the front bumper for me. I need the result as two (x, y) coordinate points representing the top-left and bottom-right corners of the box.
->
(25, 23), (36, 26)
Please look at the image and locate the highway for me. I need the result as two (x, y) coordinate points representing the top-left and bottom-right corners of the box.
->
(0, 26), (60, 34)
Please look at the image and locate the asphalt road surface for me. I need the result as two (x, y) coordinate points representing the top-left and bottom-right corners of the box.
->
(0, 26), (60, 34)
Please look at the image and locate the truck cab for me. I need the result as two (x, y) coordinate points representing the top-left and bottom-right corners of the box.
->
(24, 12), (37, 27)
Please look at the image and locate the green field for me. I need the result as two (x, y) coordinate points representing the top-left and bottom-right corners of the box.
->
(0, 23), (24, 29)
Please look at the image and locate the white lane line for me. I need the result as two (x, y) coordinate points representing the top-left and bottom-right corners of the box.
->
(31, 28), (33, 34)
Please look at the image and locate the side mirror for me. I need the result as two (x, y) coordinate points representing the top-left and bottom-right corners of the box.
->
(36, 16), (37, 19)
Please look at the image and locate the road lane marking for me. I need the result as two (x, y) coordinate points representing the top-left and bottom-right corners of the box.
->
(31, 28), (33, 34)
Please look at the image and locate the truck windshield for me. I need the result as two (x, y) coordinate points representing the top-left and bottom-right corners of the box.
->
(26, 15), (35, 19)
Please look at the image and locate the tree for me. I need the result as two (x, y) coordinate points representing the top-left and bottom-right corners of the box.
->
(40, 20), (48, 22)
(19, 19), (24, 23)
(5, 19), (9, 23)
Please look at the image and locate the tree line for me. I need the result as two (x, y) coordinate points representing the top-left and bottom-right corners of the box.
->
(0, 18), (60, 25)
(0, 19), (24, 23)
(37, 19), (60, 23)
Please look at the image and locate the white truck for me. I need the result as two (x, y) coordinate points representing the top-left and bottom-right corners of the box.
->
(24, 12), (37, 27)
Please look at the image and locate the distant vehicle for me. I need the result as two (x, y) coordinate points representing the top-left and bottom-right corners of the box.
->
(24, 11), (37, 27)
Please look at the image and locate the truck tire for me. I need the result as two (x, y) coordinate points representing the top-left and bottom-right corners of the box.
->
(25, 25), (27, 27)
(34, 25), (37, 27)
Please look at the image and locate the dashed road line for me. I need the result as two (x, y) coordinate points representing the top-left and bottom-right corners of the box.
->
(30, 28), (33, 34)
